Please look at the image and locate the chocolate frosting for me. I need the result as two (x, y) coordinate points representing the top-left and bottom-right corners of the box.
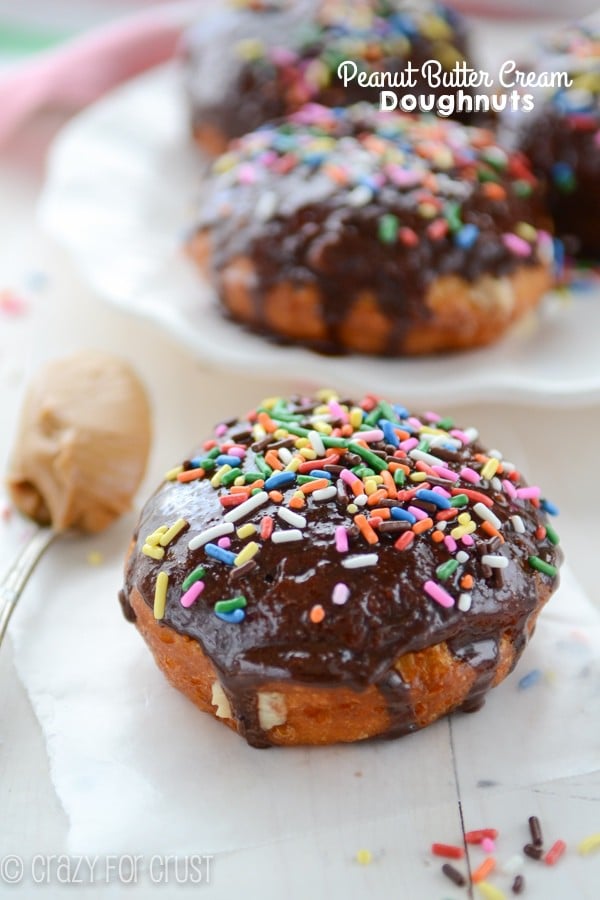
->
(193, 104), (552, 354)
(183, 0), (476, 143)
(123, 393), (562, 746)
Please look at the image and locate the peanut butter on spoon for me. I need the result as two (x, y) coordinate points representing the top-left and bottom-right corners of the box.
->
(6, 350), (152, 532)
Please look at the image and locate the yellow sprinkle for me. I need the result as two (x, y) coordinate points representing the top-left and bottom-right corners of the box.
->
(164, 465), (183, 481)
(237, 523), (256, 540)
(295, 438), (309, 449)
(213, 152), (236, 175)
(458, 512), (472, 525)
(260, 396), (280, 410)
(153, 571), (169, 620)
(410, 472), (428, 483)
(233, 475), (245, 486)
(252, 424), (266, 440)
(87, 551), (103, 566)
(314, 404), (330, 415)
(235, 541), (260, 567)
(145, 525), (168, 546)
(285, 457), (301, 472)
(292, 490), (304, 502)
(355, 849), (373, 866)
(234, 37), (265, 60)
(419, 426), (447, 436)
(313, 420), (333, 434)
(481, 458), (500, 480)
(476, 882), (506, 900)
(300, 447), (317, 460)
(347, 503), (358, 514)
(364, 480), (378, 496)
(211, 464), (232, 488)
(315, 388), (337, 402)
(451, 522), (476, 540)
(350, 408), (363, 428)
(273, 428), (288, 440)
(578, 833), (600, 855)
(142, 543), (165, 560)
(159, 518), (188, 547)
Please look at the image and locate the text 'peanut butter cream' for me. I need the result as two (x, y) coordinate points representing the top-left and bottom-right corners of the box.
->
(6, 351), (152, 533)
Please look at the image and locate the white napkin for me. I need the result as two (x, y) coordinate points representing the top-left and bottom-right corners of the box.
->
(5, 506), (599, 857)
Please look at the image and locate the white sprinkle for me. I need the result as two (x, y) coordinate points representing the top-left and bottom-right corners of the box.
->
(409, 448), (443, 466)
(502, 854), (525, 876)
(188, 522), (234, 551)
(463, 427), (479, 443)
(458, 593), (472, 612)
(332, 583), (350, 605)
(456, 550), (469, 564)
(511, 514), (525, 533)
(308, 430), (326, 457)
(347, 184), (373, 207)
(473, 502), (502, 530)
(481, 554), (509, 569)
(223, 491), (269, 523)
(271, 529), (303, 544)
(489, 449), (503, 460)
(342, 554), (378, 569)
(312, 486), (338, 501)
(503, 461), (516, 473)
(255, 190), (277, 221)
(491, 477), (502, 492)
(277, 507), (307, 529)
(436, 521), (448, 532)
(430, 434), (462, 450)
(278, 447), (293, 465)
(354, 494), (368, 507)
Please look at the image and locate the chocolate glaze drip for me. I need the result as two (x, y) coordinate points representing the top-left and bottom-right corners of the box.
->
(122, 396), (562, 746)
(183, 0), (477, 145)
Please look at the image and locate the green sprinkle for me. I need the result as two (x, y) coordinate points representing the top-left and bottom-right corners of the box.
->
(365, 405), (383, 427)
(394, 469), (406, 486)
(445, 201), (462, 233)
(347, 443), (388, 472)
(437, 417), (454, 430)
(418, 437), (431, 451)
(529, 556), (558, 577)
(207, 447), (221, 459)
(279, 422), (310, 438)
(514, 179), (533, 198)
(378, 213), (399, 244)
(254, 455), (273, 477)
(222, 469), (242, 486)
(378, 400), (399, 423)
(244, 471), (264, 484)
(436, 559), (459, 581)
(354, 466), (375, 478)
(182, 565), (206, 592)
(321, 435), (349, 448)
(450, 494), (469, 507)
(214, 595), (247, 614)
(251, 487), (265, 496)
(297, 474), (320, 485)
(545, 524), (560, 545)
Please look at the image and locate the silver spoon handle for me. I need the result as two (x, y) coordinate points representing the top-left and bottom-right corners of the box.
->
(0, 526), (57, 646)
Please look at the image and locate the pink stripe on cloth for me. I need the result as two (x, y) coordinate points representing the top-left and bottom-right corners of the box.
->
(0, 2), (198, 144)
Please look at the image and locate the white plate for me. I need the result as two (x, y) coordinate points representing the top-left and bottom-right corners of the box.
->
(38, 63), (600, 407)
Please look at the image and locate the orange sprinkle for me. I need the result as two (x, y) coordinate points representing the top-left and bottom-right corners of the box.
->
(351, 480), (365, 497)
(395, 430), (410, 442)
(260, 516), (274, 540)
(289, 494), (305, 510)
(301, 478), (330, 495)
(247, 479), (265, 490)
(432, 530), (445, 543)
(230, 486), (251, 494)
(257, 411), (277, 433)
(381, 470), (397, 499)
(481, 521), (505, 542)
(471, 857), (496, 884)
(203, 439), (217, 451)
(389, 461), (410, 475)
(460, 574), (474, 590)
(310, 604), (325, 623)
(340, 424), (354, 437)
(354, 514), (379, 545)
(268, 490), (283, 503)
(367, 489), (388, 506)
(265, 451), (284, 471)
(536, 525), (547, 540)
(412, 517), (434, 534)
(483, 182), (507, 201)
(395, 531), (414, 551)
(177, 468), (205, 483)
(436, 509), (458, 521)
(416, 459), (436, 475)
(369, 507), (391, 520)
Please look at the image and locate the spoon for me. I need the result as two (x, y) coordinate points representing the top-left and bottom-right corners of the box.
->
(0, 350), (151, 646)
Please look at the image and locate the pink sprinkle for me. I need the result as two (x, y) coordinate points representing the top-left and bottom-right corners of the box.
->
(181, 581), (204, 608)
(461, 534), (475, 546)
(432, 485), (451, 498)
(444, 536), (457, 553)
(358, 429), (384, 443)
(215, 424), (228, 437)
(228, 446), (246, 458)
(387, 165), (422, 188)
(502, 478), (517, 499)
(407, 417), (423, 429)
(432, 465), (459, 482)
(218, 537), (231, 549)
(424, 580), (455, 608)
(237, 163), (258, 185)
(341, 469), (359, 486)
(328, 400), (348, 422)
(450, 429), (471, 444)
(460, 466), (481, 484)
(408, 505), (427, 521)
(335, 526), (349, 553)
(503, 232), (532, 257)
(0, 289), (28, 316)
(269, 46), (298, 66)
(481, 838), (495, 853)
(516, 486), (541, 500)
(332, 583), (350, 605)
(0, 503), (12, 522)
(424, 411), (441, 423)
(400, 437), (419, 452)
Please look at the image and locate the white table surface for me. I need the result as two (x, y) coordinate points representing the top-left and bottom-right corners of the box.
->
(0, 122), (599, 899)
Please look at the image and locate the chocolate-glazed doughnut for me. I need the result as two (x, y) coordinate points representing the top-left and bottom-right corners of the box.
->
(517, 19), (600, 259)
(183, 0), (478, 155)
(188, 103), (553, 356)
(121, 391), (562, 748)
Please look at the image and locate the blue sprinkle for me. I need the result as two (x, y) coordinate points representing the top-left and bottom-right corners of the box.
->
(215, 608), (246, 624)
(380, 419), (400, 448)
(309, 469), (332, 480)
(415, 489), (451, 509)
(215, 454), (242, 467)
(264, 471), (296, 491)
(205, 543), (236, 565)
(393, 404), (410, 419)
(541, 498), (559, 516)
(518, 668), (542, 690)
(455, 223), (480, 249)
(391, 507), (416, 524)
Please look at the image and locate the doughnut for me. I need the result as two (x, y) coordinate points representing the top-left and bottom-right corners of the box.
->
(517, 19), (600, 258)
(120, 391), (562, 748)
(187, 103), (554, 356)
(182, 0), (477, 155)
